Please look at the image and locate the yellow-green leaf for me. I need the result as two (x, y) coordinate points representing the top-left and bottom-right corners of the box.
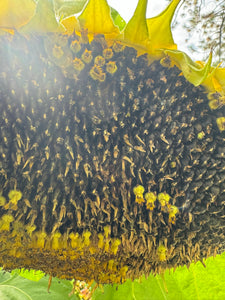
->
(11, 269), (45, 282)
(164, 50), (212, 86)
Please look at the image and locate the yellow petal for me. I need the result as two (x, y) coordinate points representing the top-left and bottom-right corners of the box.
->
(0, 0), (36, 29)
(78, 0), (120, 40)
(123, 0), (150, 53)
(20, 0), (64, 34)
(211, 68), (225, 92)
(61, 16), (79, 35)
(147, 0), (181, 52)
(164, 50), (212, 86)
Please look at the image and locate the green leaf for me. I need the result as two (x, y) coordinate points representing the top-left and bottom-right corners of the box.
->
(0, 285), (32, 300)
(0, 271), (78, 300)
(93, 252), (225, 300)
(11, 269), (45, 282)
(54, 0), (88, 19)
(110, 8), (126, 31)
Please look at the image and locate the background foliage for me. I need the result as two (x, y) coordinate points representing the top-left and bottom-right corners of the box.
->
(171, 0), (225, 65)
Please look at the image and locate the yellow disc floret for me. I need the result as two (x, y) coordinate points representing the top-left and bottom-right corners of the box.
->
(36, 231), (47, 249)
(0, 196), (6, 206)
(97, 233), (104, 249)
(0, 214), (14, 231)
(111, 239), (121, 255)
(133, 185), (145, 204)
(81, 49), (93, 64)
(51, 231), (62, 250)
(5, 190), (22, 210)
(26, 224), (36, 237)
(157, 244), (167, 262)
(209, 99), (220, 110)
(197, 131), (205, 140)
(89, 65), (106, 82)
(82, 231), (91, 247)
(103, 48), (114, 60)
(52, 45), (64, 59)
(69, 232), (81, 249)
(158, 192), (170, 208)
(216, 117), (225, 132)
(107, 259), (115, 271)
(106, 61), (117, 74)
(73, 58), (85, 71)
(120, 266), (129, 278)
(103, 225), (111, 239)
(168, 205), (179, 224)
(94, 55), (105, 67)
(113, 42), (125, 53)
(70, 40), (81, 53)
(8, 190), (22, 203)
(160, 55), (172, 68)
(145, 192), (157, 210)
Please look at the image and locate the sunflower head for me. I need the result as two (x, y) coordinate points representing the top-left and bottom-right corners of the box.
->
(0, 0), (224, 286)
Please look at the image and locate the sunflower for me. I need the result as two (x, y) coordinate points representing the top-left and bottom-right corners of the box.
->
(0, 0), (225, 286)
